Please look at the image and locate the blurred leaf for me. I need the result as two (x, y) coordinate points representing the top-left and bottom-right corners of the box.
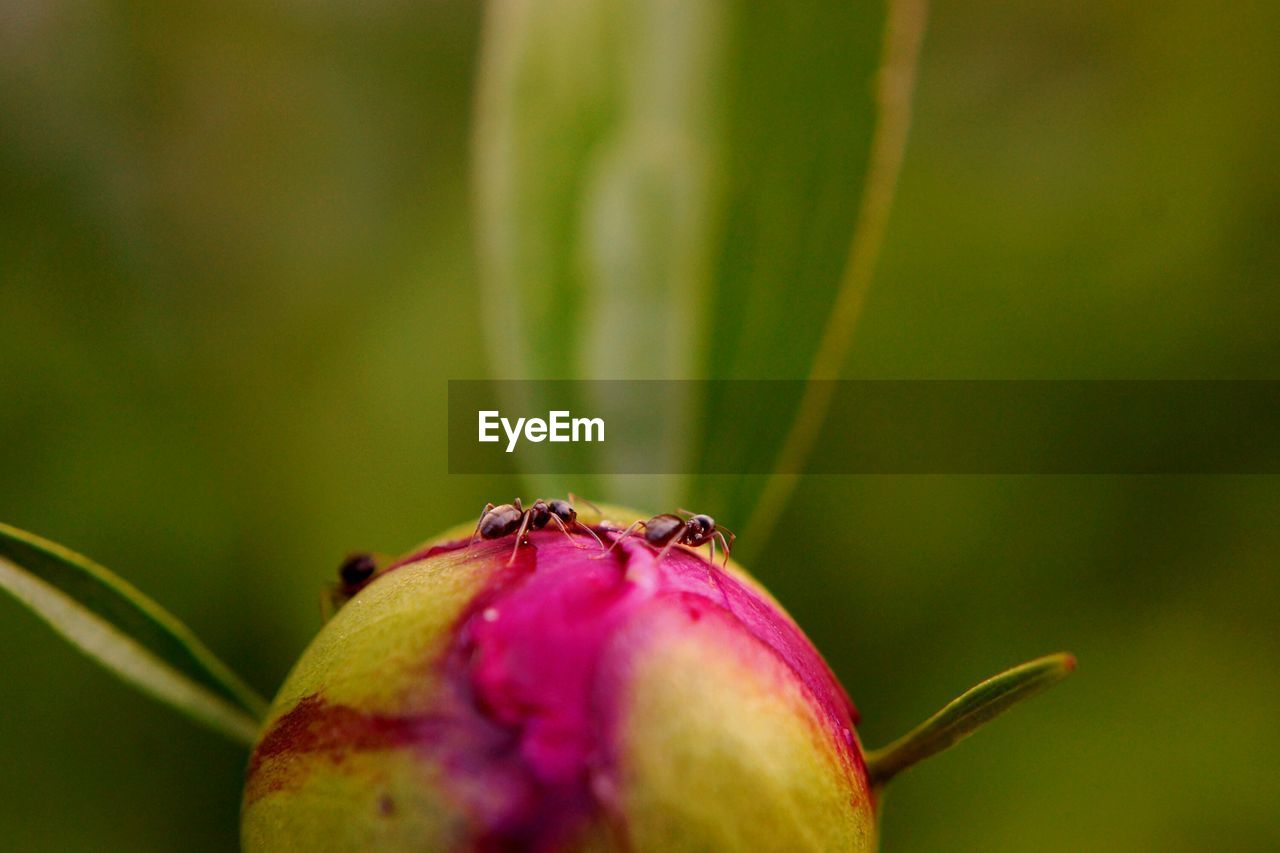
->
(475, 0), (924, 532)
(865, 652), (1077, 786)
(0, 523), (267, 746)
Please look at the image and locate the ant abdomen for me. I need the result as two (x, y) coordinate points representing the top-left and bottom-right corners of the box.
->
(640, 514), (684, 547)
(478, 502), (524, 539)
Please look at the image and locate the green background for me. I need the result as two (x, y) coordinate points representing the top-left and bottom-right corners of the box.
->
(2, 1), (1277, 850)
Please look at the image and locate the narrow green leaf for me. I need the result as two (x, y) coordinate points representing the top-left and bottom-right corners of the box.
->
(475, 0), (926, 534)
(0, 522), (267, 746)
(737, 0), (928, 551)
(864, 652), (1077, 787)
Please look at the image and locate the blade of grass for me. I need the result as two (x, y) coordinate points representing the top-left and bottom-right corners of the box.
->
(0, 522), (267, 746)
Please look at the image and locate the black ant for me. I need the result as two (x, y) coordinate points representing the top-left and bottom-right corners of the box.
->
(322, 552), (380, 620)
(472, 496), (604, 565)
(601, 510), (735, 567)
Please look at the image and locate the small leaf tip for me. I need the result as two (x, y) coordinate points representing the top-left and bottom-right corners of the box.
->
(865, 651), (1077, 788)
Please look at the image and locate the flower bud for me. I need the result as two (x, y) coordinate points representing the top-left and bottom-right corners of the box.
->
(242, 505), (877, 851)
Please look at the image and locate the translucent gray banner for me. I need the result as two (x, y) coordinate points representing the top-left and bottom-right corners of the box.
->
(448, 380), (1280, 474)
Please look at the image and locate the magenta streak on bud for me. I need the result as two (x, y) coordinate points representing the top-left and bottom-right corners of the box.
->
(247, 697), (430, 795)
(247, 531), (867, 850)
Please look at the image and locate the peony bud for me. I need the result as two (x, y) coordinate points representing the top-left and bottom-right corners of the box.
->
(242, 504), (872, 850)
(242, 504), (1071, 851)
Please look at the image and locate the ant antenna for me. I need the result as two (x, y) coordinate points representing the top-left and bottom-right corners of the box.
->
(546, 513), (604, 551)
(573, 519), (606, 550)
(569, 492), (602, 516)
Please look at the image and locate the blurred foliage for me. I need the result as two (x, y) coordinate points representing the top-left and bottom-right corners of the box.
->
(0, 522), (267, 744)
(1, 1), (1278, 852)
(475, 0), (886, 519)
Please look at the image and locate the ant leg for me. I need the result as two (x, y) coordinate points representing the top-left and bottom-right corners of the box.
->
(714, 531), (733, 566)
(676, 508), (694, 518)
(715, 526), (735, 566)
(652, 536), (683, 563)
(703, 539), (729, 593)
(320, 587), (337, 623)
(470, 503), (495, 545)
(507, 511), (533, 566)
(594, 521), (645, 559)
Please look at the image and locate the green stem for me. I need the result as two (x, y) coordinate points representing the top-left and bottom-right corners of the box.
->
(865, 652), (1076, 787)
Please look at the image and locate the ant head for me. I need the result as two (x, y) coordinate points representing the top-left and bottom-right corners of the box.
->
(338, 553), (376, 589)
(687, 514), (715, 536)
(679, 514), (716, 547)
(547, 499), (576, 524)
